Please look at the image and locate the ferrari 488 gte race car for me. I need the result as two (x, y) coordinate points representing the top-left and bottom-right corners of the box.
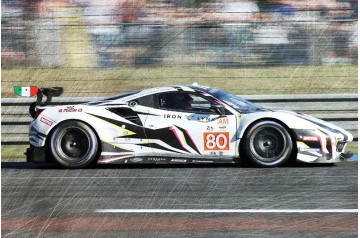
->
(23, 85), (352, 168)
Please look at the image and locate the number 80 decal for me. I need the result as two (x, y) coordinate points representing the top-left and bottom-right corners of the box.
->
(203, 132), (230, 151)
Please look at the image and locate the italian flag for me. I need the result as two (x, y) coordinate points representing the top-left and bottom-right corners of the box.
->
(14, 86), (38, 97)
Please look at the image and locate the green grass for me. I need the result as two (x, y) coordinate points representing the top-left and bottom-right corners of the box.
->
(346, 142), (358, 156)
(1, 145), (27, 161)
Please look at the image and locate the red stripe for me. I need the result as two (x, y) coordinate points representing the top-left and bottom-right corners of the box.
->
(1, 216), (357, 232)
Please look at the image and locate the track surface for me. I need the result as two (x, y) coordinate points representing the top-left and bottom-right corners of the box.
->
(2, 161), (358, 237)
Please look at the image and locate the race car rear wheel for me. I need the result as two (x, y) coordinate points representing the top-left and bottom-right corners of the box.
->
(49, 120), (98, 168)
(244, 121), (293, 167)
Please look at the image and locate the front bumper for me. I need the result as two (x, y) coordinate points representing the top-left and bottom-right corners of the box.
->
(297, 140), (352, 164)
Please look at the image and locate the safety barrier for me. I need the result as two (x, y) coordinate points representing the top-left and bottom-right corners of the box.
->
(1, 94), (357, 145)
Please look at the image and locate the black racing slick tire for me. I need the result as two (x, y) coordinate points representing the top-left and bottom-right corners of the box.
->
(244, 121), (293, 167)
(49, 120), (99, 168)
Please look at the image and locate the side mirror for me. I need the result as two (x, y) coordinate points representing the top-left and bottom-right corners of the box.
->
(210, 104), (225, 115)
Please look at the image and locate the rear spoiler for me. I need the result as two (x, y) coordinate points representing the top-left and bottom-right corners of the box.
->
(14, 86), (63, 118)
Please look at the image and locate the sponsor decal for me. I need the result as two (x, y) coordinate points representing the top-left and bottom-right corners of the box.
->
(217, 117), (229, 129)
(195, 116), (212, 122)
(130, 158), (143, 163)
(301, 136), (319, 141)
(203, 132), (230, 151)
(171, 159), (187, 163)
(59, 106), (83, 113)
(206, 126), (214, 131)
(148, 157), (167, 162)
(191, 160), (214, 163)
(218, 117), (228, 125)
(40, 116), (53, 126)
(299, 148), (321, 152)
(128, 101), (138, 107)
(164, 114), (182, 119)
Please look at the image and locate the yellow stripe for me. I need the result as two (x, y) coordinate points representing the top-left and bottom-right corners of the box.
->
(177, 130), (187, 146)
(297, 142), (310, 148)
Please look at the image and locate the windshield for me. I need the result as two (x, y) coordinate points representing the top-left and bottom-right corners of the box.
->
(191, 86), (266, 113)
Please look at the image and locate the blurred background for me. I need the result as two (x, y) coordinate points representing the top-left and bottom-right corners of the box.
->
(1, 0), (358, 159)
(2, 0), (358, 69)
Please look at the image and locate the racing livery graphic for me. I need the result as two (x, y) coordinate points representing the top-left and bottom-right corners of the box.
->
(20, 85), (353, 168)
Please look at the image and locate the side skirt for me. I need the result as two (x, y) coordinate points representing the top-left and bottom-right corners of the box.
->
(97, 155), (239, 165)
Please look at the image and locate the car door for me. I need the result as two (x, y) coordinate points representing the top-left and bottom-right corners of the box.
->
(107, 94), (156, 157)
(143, 91), (238, 158)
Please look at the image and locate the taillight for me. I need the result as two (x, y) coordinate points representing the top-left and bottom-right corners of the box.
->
(34, 109), (44, 119)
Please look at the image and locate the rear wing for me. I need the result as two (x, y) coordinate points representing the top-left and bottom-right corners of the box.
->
(14, 86), (63, 118)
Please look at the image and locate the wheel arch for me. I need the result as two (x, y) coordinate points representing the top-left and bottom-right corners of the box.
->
(45, 118), (102, 162)
(239, 117), (298, 163)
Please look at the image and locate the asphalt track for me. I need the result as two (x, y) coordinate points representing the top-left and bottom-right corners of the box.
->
(1, 161), (358, 237)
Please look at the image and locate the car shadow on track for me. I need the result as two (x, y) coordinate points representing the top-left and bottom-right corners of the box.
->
(1, 161), (337, 170)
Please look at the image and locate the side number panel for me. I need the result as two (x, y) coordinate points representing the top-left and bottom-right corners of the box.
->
(203, 132), (230, 151)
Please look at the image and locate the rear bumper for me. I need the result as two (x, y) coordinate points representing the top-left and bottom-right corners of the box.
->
(26, 145), (48, 163)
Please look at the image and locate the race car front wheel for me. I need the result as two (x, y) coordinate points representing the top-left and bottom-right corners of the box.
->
(244, 121), (293, 167)
(49, 120), (98, 168)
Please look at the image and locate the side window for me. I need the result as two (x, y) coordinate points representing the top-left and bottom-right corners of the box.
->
(128, 95), (154, 107)
(158, 92), (214, 114)
(159, 93), (192, 110)
(189, 95), (212, 111)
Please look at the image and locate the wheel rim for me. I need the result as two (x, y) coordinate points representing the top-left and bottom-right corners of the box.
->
(57, 127), (91, 162)
(250, 127), (286, 162)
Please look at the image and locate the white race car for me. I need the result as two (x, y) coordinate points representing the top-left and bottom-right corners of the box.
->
(24, 85), (353, 168)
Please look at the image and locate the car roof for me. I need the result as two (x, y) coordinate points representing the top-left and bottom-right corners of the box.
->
(123, 85), (201, 100)
(90, 85), (207, 106)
